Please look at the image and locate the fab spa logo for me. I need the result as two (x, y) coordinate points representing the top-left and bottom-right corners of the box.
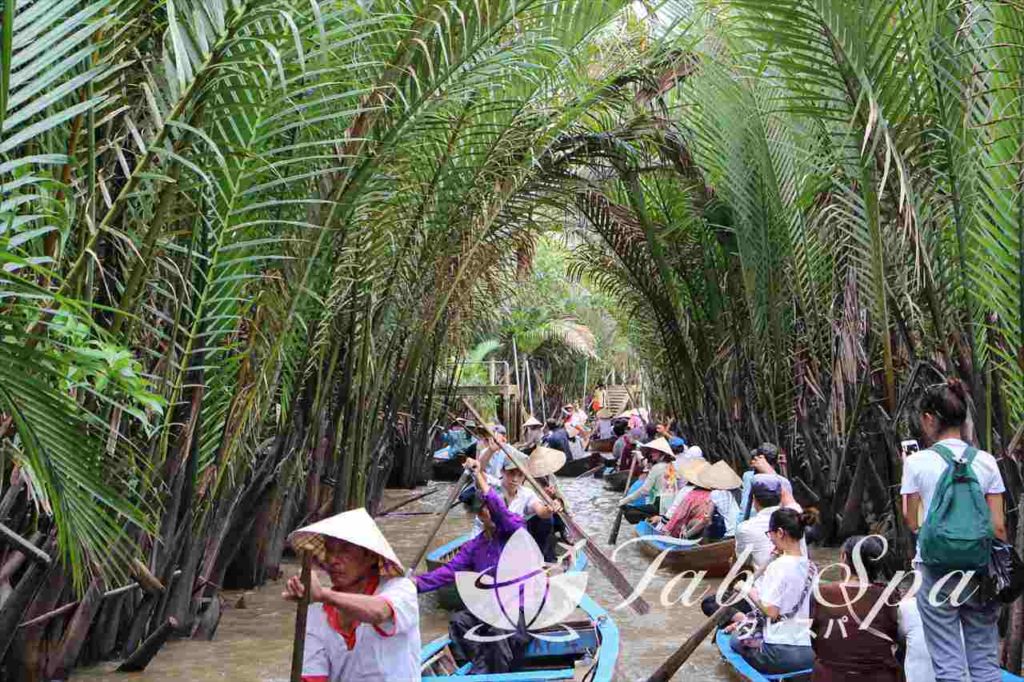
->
(455, 529), (588, 642)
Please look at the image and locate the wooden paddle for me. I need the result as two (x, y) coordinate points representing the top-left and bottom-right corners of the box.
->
(607, 452), (640, 545)
(574, 464), (604, 479)
(289, 553), (313, 682)
(409, 469), (472, 571)
(378, 486), (438, 516)
(460, 399), (650, 616)
(645, 562), (768, 682)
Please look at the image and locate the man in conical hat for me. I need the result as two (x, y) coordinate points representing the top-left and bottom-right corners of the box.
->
(284, 509), (420, 681)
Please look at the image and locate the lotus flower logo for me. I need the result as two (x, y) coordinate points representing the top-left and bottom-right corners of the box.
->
(455, 529), (588, 642)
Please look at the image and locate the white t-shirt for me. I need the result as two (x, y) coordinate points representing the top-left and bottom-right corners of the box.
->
(734, 506), (807, 568)
(471, 483), (538, 536)
(757, 555), (813, 647)
(302, 577), (421, 681)
(899, 438), (1005, 563)
(709, 490), (739, 537)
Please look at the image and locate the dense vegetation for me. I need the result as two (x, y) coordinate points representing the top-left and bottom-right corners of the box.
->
(1, 0), (1023, 676)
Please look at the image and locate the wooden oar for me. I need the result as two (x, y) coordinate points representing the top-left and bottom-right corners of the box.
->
(575, 464), (603, 479)
(645, 562), (767, 682)
(289, 553), (313, 682)
(461, 399), (650, 615)
(607, 452), (640, 545)
(378, 486), (438, 516)
(409, 469), (472, 571)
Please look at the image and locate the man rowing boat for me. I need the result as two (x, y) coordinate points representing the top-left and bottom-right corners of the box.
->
(284, 509), (420, 681)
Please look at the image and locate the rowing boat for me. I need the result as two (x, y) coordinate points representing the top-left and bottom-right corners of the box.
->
(425, 533), (588, 611)
(715, 629), (1024, 682)
(633, 520), (736, 577)
(419, 593), (618, 681)
(714, 629), (810, 681)
(603, 469), (632, 492)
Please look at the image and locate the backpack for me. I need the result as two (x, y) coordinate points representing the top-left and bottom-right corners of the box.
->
(919, 444), (993, 571)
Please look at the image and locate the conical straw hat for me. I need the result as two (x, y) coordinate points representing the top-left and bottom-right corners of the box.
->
(527, 446), (566, 478)
(523, 415), (542, 428)
(678, 458), (711, 486)
(288, 508), (403, 576)
(694, 460), (743, 490)
(639, 437), (673, 458)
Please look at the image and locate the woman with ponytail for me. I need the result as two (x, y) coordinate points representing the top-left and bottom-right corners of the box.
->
(900, 378), (1006, 682)
(725, 508), (816, 675)
(810, 535), (900, 681)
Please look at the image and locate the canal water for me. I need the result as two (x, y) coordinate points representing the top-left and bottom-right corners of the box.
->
(79, 475), (838, 681)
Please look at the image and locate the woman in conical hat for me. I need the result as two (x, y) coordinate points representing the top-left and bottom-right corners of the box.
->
(618, 437), (680, 525)
(284, 509), (420, 681)
(661, 458), (716, 539)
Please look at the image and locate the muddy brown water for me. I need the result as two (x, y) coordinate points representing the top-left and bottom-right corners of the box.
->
(79, 476), (839, 681)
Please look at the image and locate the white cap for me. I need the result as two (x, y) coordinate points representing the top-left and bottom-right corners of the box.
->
(288, 508), (403, 576)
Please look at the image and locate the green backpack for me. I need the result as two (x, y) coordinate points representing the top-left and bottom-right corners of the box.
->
(919, 444), (993, 571)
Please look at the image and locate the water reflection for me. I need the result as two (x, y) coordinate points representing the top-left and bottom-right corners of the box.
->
(79, 476), (839, 681)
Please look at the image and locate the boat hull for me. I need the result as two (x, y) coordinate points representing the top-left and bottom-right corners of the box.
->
(714, 629), (810, 681)
(420, 593), (618, 682)
(603, 470), (631, 492)
(715, 628), (1024, 682)
(633, 521), (736, 577)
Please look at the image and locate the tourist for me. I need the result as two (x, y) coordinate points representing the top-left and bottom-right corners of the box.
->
(521, 446), (568, 561)
(659, 459), (713, 539)
(654, 459), (700, 529)
(900, 378), (1006, 682)
(677, 444), (704, 463)
(618, 437), (678, 524)
(589, 381), (606, 413)
(726, 508), (816, 675)
(477, 423), (525, 479)
(611, 420), (636, 473)
(541, 418), (572, 461)
(737, 442), (796, 524)
(703, 461), (742, 538)
(810, 535), (900, 681)
(735, 475), (806, 569)
(470, 448), (561, 538)
(415, 458), (556, 673)
(284, 508), (420, 681)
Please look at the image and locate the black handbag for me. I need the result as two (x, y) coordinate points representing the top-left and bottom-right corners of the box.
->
(989, 539), (1024, 604)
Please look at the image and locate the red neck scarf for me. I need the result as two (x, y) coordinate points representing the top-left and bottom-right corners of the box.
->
(323, 574), (380, 650)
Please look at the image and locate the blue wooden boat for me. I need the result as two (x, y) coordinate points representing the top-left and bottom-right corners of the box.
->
(716, 629), (1024, 682)
(633, 520), (736, 577)
(419, 593), (618, 681)
(714, 629), (810, 680)
(425, 533), (588, 611)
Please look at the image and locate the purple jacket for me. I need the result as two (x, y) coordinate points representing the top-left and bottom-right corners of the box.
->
(415, 487), (524, 593)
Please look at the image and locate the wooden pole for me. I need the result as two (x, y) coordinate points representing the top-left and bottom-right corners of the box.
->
(409, 469), (472, 571)
(289, 554), (312, 682)
(0, 522), (51, 566)
(117, 617), (179, 673)
(608, 453), (639, 545)
(461, 399), (650, 615)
